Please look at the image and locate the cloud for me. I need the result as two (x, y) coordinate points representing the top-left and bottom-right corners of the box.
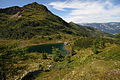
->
(49, 0), (120, 23)
(64, 16), (85, 22)
(49, 1), (66, 11)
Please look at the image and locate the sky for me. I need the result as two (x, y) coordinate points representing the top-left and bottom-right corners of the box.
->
(0, 0), (120, 23)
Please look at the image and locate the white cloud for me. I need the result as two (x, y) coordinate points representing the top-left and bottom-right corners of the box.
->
(49, 0), (120, 23)
(64, 16), (85, 22)
(49, 1), (66, 11)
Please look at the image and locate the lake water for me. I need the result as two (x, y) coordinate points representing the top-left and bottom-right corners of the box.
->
(27, 43), (66, 54)
(21, 43), (67, 80)
(21, 70), (47, 80)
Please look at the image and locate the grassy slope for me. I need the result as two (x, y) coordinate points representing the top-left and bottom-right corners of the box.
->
(34, 44), (120, 80)
(0, 2), (70, 39)
(0, 2), (111, 39)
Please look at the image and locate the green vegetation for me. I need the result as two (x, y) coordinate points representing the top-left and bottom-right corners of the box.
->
(115, 33), (120, 39)
(0, 2), (119, 80)
(34, 37), (120, 80)
(42, 53), (48, 59)
(0, 2), (111, 39)
(0, 43), (54, 80)
(52, 48), (64, 62)
(92, 38), (105, 54)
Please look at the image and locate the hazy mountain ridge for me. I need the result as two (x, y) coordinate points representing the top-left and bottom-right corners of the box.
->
(79, 22), (120, 34)
(69, 22), (111, 37)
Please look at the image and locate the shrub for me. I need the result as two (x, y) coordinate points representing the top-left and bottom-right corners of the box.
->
(42, 53), (47, 59)
(70, 48), (76, 56)
(52, 48), (64, 62)
(53, 53), (64, 62)
(65, 55), (71, 63)
(92, 38), (105, 54)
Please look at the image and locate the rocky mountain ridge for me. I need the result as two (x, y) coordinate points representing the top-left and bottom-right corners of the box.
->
(80, 22), (120, 34)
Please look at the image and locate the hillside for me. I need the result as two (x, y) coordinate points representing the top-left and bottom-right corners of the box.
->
(80, 22), (120, 34)
(0, 2), (110, 39)
(0, 2), (119, 80)
(69, 22), (111, 37)
(33, 37), (120, 80)
(0, 2), (69, 39)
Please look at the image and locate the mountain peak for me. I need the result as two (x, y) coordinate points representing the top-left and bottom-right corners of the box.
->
(27, 2), (40, 6)
(23, 2), (48, 11)
(31, 2), (39, 4)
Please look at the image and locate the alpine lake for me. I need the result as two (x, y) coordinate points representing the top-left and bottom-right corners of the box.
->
(27, 43), (67, 54)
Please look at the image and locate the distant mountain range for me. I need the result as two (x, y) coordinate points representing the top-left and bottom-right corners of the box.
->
(79, 22), (120, 34)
